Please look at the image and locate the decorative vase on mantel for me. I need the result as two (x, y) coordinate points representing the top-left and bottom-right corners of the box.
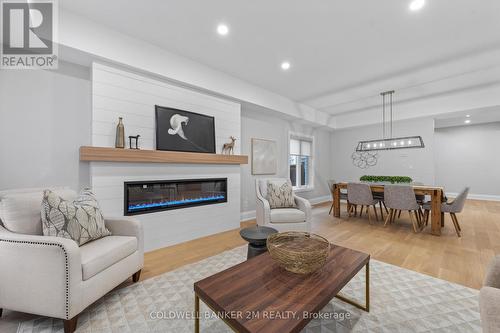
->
(115, 117), (125, 148)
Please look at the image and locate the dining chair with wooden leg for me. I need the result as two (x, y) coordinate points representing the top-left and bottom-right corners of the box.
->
(422, 187), (469, 237)
(384, 185), (423, 233)
(347, 183), (382, 224)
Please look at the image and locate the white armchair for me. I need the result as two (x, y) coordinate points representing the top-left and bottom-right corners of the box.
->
(0, 188), (144, 333)
(255, 178), (312, 232)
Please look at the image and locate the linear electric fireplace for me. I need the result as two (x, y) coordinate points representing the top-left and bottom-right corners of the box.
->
(124, 178), (227, 215)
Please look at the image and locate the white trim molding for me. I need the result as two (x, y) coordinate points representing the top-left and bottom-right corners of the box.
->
(447, 192), (500, 202)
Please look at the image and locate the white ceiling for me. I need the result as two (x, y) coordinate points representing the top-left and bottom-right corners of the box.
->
(62, 0), (500, 117)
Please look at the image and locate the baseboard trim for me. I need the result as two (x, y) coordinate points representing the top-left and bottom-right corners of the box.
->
(240, 210), (256, 221)
(240, 195), (332, 221)
(447, 192), (500, 202)
(308, 195), (331, 205)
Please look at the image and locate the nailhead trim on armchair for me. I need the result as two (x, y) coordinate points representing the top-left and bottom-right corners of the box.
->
(0, 239), (70, 319)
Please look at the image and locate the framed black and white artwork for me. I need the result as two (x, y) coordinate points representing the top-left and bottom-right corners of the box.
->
(155, 105), (216, 153)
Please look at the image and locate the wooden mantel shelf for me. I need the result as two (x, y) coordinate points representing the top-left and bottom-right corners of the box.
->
(79, 146), (248, 165)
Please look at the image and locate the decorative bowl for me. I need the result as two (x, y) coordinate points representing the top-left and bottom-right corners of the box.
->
(267, 232), (330, 274)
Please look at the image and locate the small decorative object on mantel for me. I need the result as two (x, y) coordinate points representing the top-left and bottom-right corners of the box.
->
(267, 232), (330, 274)
(128, 135), (140, 150)
(221, 136), (236, 155)
(115, 117), (125, 148)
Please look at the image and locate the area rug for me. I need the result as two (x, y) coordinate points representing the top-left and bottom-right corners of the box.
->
(13, 246), (480, 333)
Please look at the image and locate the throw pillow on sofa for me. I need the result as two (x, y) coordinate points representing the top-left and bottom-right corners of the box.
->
(267, 180), (296, 209)
(41, 188), (111, 246)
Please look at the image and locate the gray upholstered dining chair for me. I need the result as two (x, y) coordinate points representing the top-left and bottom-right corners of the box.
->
(346, 183), (382, 223)
(327, 180), (348, 215)
(422, 187), (469, 237)
(383, 185), (422, 233)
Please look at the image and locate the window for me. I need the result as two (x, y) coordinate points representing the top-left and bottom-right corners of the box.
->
(289, 135), (313, 190)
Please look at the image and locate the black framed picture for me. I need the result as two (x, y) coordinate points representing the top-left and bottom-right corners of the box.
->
(155, 105), (216, 153)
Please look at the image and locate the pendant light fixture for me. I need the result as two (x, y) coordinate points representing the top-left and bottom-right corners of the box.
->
(356, 90), (425, 152)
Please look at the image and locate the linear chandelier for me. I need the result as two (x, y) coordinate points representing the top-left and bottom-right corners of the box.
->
(356, 90), (425, 152)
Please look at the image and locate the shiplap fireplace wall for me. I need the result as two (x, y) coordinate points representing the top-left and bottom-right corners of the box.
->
(90, 63), (241, 251)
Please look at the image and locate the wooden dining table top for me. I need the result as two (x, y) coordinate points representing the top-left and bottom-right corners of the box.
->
(334, 182), (444, 195)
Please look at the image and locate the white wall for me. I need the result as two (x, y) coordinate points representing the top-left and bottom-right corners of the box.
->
(434, 122), (500, 198)
(331, 117), (435, 184)
(240, 109), (332, 218)
(0, 62), (91, 191)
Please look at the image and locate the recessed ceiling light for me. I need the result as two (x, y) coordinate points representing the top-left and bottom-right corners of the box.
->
(281, 61), (291, 70)
(409, 0), (425, 11)
(464, 119), (471, 124)
(466, 114), (471, 118)
(216, 24), (229, 36)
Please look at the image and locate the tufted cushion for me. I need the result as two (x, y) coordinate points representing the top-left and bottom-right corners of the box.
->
(0, 188), (77, 235)
(80, 235), (137, 280)
(41, 189), (111, 246)
(270, 208), (306, 223)
(267, 180), (296, 209)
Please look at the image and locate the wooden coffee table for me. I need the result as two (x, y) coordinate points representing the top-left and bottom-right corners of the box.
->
(194, 244), (369, 333)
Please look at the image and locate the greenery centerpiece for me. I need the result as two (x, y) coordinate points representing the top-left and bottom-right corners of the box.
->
(360, 175), (413, 184)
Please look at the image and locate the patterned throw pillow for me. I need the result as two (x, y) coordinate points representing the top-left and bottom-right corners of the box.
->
(41, 189), (111, 246)
(266, 180), (296, 209)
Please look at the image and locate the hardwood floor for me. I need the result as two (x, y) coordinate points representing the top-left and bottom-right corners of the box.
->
(142, 200), (500, 289)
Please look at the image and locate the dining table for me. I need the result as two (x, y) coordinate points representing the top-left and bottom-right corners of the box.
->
(332, 182), (445, 236)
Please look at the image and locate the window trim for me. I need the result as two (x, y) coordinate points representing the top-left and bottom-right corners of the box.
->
(288, 132), (314, 192)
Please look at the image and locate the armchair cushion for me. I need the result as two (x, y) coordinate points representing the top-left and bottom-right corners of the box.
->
(0, 188), (77, 235)
(80, 236), (137, 280)
(267, 180), (296, 209)
(41, 189), (111, 246)
(270, 208), (306, 223)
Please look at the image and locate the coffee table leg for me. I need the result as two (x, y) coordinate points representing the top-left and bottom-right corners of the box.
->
(195, 293), (200, 333)
(335, 261), (370, 312)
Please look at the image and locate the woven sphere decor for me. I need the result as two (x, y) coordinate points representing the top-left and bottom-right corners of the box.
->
(267, 232), (330, 274)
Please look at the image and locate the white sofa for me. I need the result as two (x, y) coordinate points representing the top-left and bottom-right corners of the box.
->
(0, 188), (144, 333)
(255, 179), (312, 232)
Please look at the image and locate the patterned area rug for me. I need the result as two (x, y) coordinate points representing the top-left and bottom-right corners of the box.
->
(14, 246), (480, 333)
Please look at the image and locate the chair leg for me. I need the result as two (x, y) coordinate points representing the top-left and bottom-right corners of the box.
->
(415, 210), (423, 230)
(452, 213), (462, 231)
(409, 211), (418, 233)
(366, 206), (372, 224)
(354, 205), (358, 216)
(64, 316), (78, 333)
(132, 270), (141, 283)
(384, 209), (393, 226)
(450, 213), (462, 237)
(329, 202), (334, 215)
(382, 201), (389, 213)
(398, 210), (402, 218)
(392, 210), (398, 224)
(360, 205), (364, 217)
(347, 204), (353, 218)
(373, 205), (379, 221)
(424, 209), (429, 225)
(379, 201), (384, 220)
(0, 308), (2, 317)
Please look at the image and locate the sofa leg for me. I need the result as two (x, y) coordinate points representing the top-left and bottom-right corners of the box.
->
(0, 308), (3, 317)
(132, 269), (142, 283)
(64, 316), (78, 333)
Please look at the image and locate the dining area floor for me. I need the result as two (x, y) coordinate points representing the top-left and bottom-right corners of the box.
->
(312, 199), (500, 289)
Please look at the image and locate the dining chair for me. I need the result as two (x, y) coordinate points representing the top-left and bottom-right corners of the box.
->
(346, 183), (382, 223)
(327, 180), (348, 215)
(422, 187), (469, 237)
(384, 185), (423, 233)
